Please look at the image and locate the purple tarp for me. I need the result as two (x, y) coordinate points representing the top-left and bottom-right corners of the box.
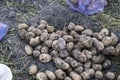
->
(66, 0), (107, 15)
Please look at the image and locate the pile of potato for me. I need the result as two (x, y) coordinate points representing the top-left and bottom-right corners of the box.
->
(18, 20), (120, 80)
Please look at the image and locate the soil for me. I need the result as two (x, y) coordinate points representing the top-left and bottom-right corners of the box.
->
(0, 0), (120, 80)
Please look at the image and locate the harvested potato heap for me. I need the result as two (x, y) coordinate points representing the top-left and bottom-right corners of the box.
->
(18, 20), (120, 80)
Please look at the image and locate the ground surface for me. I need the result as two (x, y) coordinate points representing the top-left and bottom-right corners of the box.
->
(0, 0), (120, 80)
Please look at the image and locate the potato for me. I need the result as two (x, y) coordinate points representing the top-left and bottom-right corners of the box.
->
(99, 28), (109, 37)
(35, 29), (42, 36)
(115, 43), (120, 56)
(53, 58), (70, 70)
(103, 60), (111, 69)
(40, 33), (49, 42)
(29, 36), (40, 46)
(102, 46), (115, 55)
(70, 71), (82, 80)
(117, 75), (120, 80)
(82, 29), (93, 36)
(95, 71), (103, 79)
(29, 64), (37, 75)
(58, 38), (66, 50)
(36, 72), (48, 80)
(52, 40), (58, 50)
(92, 55), (105, 63)
(74, 25), (84, 32)
(65, 57), (78, 68)
(25, 45), (33, 55)
(82, 50), (92, 60)
(18, 29), (27, 40)
(33, 50), (41, 57)
(64, 77), (72, 80)
(39, 54), (51, 63)
(74, 66), (84, 74)
(102, 37), (112, 46)
(66, 42), (74, 51)
(18, 23), (28, 29)
(59, 50), (69, 58)
(111, 32), (118, 45)
(49, 33), (61, 40)
(70, 30), (78, 37)
(45, 70), (56, 80)
(92, 64), (102, 71)
(34, 45), (42, 51)
(26, 32), (36, 41)
(84, 61), (91, 70)
(41, 46), (49, 54)
(46, 26), (54, 33)
(93, 32), (103, 40)
(63, 35), (74, 42)
(106, 72), (115, 80)
(68, 22), (75, 30)
(45, 40), (53, 48)
(55, 69), (66, 79)
(50, 50), (58, 58)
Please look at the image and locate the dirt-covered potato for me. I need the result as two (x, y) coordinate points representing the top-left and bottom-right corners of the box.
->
(102, 46), (115, 55)
(93, 38), (104, 51)
(25, 45), (33, 55)
(63, 35), (74, 42)
(36, 72), (48, 80)
(106, 72), (115, 80)
(99, 28), (109, 37)
(34, 45), (42, 51)
(65, 57), (78, 68)
(29, 36), (40, 46)
(111, 32), (118, 45)
(58, 38), (66, 50)
(41, 46), (49, 54)
(18, 23), (28, 30)
(50, 50), (58, 58)
(103, 59), (111, 69)
(70, 71), (82, 80)
(66, 42), (74, 51)
(46, 26), (54, 33)
(84, 61), (91, 70)
(44, 40), (53, 48)
(26, 32), (36, 41)
(92, 55), (105, 63)
(40, 32), (49, 42)
(29, 64), (37, 75)
(83, 50), (92, 60)
(59, 50), (69, 58)
(49, 33), (61, 40)
(52, 40), (58, 50)
(93, 32), (103, 40)
(18, 29), (27, 40)
(70, 30), (78, 37)
(117, 75), (120, 80)
(92, 64), (102, 71)
(80, 35), (93, 48)
(35, 29), (42, 36)
(95, 71), (103, 79)
(39, 54), (51, 63)
(82, 29), (93, 36)
(55, 69), (66, 79)
(72, 49), (87, 63)
(115, 43), (120, 56)
(74, 66), (84, 74)
(68, 22), (75, 30)
(33, 50), (41, 57)
(102, 37), (112, 46)
(74, 25), (84, 32)
(53, 58), (70, 70)
(45, 70), (56, 80)
(64, 77), (72, 80)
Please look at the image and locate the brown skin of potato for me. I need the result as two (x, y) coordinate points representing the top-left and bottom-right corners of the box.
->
(99, 28), (109, 37)
(95, 71), (104, 79)
(59, 50), (69, 58)
(55, 69), (66, 79)
(40, 33), (49, 42)
(70, 71), (82, 80)
(58, 38), (66, 50)
(103, 60), (111, 69)
(93, 32), (103, 40)
(82, 29), (93, 36)
(63, 35), (74, 42)
(115, 43), (120, 56)
(44, 40), (53, 48)
(102, 46), (116, 55)
(102, 37), (112, 46)
(25, 45), (33, 55)
(92, 64), (102, 71)
(41, 46), (49, 54)
(65, 57), (78, 68)
(82, 50), (92, 60)
(29, 64), (37, 75)
(66, 42), (74, 51)
(29, 36), (40, 47)
(46, 26), (54, 33)
(18, 23), (28, 30)
(52, 40), (58, 50)
(36, 72), (48, 80)
(33, 50), (41, 57)
(45, 70), (56, 80)
(106, 72), (115, 80)
(93, 38), (104, 51)
(92, 55), (105, 63)
(74, 25), (84, 32)
(111, 32), (118, 45)
(53, 58), (70, 70)
(39, 54), (51, 63)
(70, 30), (78, 37)
(68, 22), (75, 30)
(35, 29), (42, 36)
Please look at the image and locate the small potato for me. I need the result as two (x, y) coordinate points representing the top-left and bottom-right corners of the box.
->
(50, 50), (58, 58)
(18, 23), (28, 29)
(106, 72), (115, 80)
(92, 64), (102, 71)
(39, 54), (51, 63)
(70, 30), (78, 37)
(99, 28), (109, 37)
(34, 45), (42, 51)
(92, 55), (105, 63)
(93, 38), (104, 51)
(84, 61), (91, 70)
(59, 50), (69, 58)
(102, 37), (112, 46)
(49, 33), (61, 40)
(102, 46), (115, 55)
(58, 38), (66, 50)
(26, 32), (36, 41)
(66, 42), (74, 51)
(41, 46), (49, 54)
(29, 36), (40, 46)
(70, 0), (78, 4)
(40, 20), (48, 26)
(103, 59), (111, 69)
(83, 50), (92, 60)
(46, 26), (54, 33)
(28, 27), (36, 32)
(35, 29), (42, 36)
(115, 43), (120, 56)
(45, 70), (56, 80)
(117, 75), (120, 80)
(70, 71), (82, 80)
(82, 29), (93, 36)
(45, 40), (53, 48)
(65, 57), (78, 68)
(40, 33), (49, 42)
(74, 66), (84, 74)
(55, 69), (66, 79)
(33, 50), (41, 57)
(111, 32), (118, 45)
(36, 72), (48, 80)
(64, 77), (72, 80)
(18, 29), (27, 40)
(68, 22), (75, 30)
(63, 35), (74, 42)
(53, 58), (70, 70)
(95, 71), (103, 79)
(93, 32), (103, 40)
(74, 25), (84, 32)
(52, 40), (58, 50)
(25, 45), (33, 55)
(29, 64), (37, 75)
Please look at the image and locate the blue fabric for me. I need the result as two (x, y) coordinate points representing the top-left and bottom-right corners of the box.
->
(66, 0), (107, 15)
(0, 22), (9, 41)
